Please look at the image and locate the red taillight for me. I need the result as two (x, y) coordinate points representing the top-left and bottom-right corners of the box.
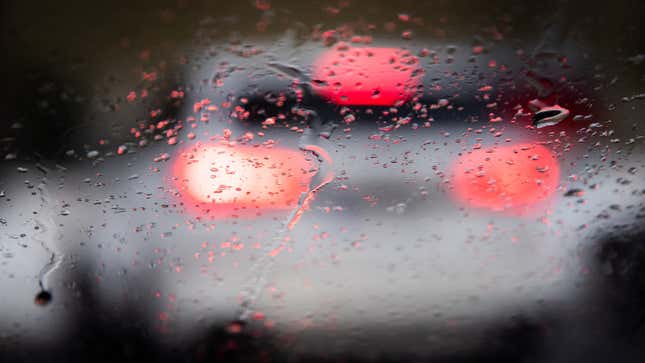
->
(451, 144), (560, 213)
(312, 46), (422, 106)
(172, 144), (313, 216)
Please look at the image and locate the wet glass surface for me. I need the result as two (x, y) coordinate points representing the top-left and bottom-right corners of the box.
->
(1, 1), (645, 362)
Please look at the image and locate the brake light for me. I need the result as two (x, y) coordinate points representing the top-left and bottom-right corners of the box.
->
(450, 144), (560, 213)
(312, 46), (422, 106)
(172, 144), (313, 217)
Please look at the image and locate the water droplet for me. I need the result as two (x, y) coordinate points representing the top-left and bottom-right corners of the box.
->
(34, 290), (52, 306)
(227, 320), (245, 334)
(564, 188), (584, 197)
(533, 105), (570, 128)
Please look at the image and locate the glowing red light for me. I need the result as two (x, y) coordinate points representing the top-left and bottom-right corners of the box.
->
(312, 46), (422, 106)
(171, 143), (313, 217)
(450, 144), (560, 213)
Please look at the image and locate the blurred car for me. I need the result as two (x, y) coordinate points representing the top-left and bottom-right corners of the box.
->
(1, 1), (645, 362)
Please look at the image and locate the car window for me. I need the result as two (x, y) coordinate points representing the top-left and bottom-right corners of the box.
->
(2, 1), (645, 362)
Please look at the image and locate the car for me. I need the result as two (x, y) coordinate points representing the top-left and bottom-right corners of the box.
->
(1, 1), (644, 362)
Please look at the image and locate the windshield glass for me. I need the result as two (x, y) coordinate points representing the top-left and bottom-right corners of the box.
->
(2, 1), (645, 362)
